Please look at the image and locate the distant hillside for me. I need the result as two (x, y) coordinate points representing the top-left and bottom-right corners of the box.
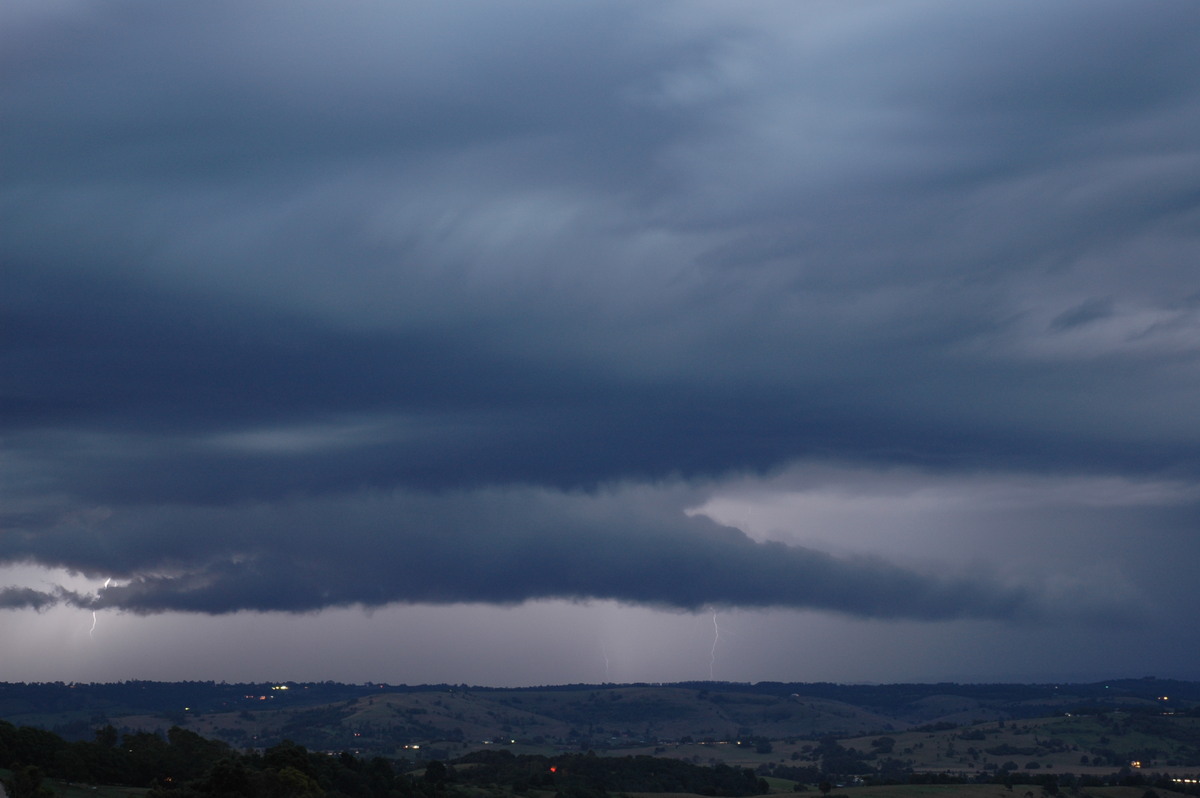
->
(2, 678), (1197, 765)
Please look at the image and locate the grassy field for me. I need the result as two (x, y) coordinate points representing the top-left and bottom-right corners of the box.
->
(835, 714), (1200, 773)
(807, 788), (1191, 798)
(627, 788), (1193, 798)
(0, 769), (148, 798)
(49, 783), (149, 798)
(615, 713), (1200, 774)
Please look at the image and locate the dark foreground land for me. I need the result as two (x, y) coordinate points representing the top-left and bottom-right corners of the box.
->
(2, 678), (1199, 798)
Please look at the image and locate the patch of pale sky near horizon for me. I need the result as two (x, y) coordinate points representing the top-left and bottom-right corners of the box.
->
(2, 597), (1180, 687)
(691, 465), (1199, 549)
(689, 465), (1184, 618)
(0, 598), (723, 685)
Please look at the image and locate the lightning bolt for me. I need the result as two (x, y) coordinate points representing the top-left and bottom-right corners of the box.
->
(709, 610), (720, 681)
(89, 578), (112, 639)
(601, 643), (611, 680)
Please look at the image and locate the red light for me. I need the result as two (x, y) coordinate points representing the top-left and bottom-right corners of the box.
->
(550, 767), (557, 773)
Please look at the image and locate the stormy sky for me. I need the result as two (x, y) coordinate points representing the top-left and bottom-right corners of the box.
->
(3, 0), (1199, 686)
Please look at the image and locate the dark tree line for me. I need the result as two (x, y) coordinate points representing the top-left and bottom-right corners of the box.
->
(1, 719), (768, 798)
(0, 720), (430, 798)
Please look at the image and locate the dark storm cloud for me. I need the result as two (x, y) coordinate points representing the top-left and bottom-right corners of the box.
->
(3, 1), (1200, 622)
(0, 487), (1127, 624)
(0, 586), (60, 611)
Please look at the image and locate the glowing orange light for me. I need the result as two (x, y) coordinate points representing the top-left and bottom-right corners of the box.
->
(550, 767), (557, 773)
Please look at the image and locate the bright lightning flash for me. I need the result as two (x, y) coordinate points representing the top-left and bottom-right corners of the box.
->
(89, 578), (112, 639)
(709, 610), (720, 680)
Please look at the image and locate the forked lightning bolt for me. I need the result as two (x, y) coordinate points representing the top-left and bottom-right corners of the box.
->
(89, 578), (112, 639)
